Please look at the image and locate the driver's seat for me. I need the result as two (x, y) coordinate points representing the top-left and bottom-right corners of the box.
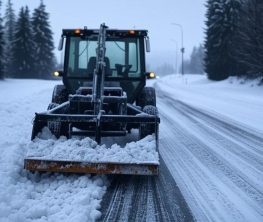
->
(87, 57), (112, 76)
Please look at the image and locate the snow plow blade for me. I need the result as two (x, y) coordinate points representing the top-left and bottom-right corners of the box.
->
(24, 159), (159, 175)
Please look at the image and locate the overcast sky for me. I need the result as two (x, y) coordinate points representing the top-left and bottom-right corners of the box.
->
(2, 0), (206, 69)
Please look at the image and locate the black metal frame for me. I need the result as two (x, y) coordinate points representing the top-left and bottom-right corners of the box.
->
(31, 25), (159, 144)
(32, 101), (160, 145)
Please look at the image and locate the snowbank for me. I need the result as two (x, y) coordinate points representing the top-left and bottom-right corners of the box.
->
(0, 163), (106, 222)
(0, 79), (107, 222)
(156, 74), (263, 132)
(27, 127), (159, 164)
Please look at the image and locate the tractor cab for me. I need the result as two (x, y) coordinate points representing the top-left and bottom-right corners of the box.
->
(57, 28), (151, 103)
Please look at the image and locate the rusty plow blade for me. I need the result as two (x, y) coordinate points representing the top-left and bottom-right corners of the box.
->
(24, 158), (159, 176)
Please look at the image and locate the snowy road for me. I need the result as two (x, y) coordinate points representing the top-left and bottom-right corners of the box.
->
(99, 158), (194, 222)
(156, 83), (263, 222)
(99, 79), (263, 222)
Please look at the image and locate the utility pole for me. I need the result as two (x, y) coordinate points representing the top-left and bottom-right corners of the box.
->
(171, 23), (184, 75)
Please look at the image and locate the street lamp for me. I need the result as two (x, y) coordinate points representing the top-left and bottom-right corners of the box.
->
(171, 23), (185, 75)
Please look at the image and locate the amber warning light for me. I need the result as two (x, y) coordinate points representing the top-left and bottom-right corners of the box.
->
(74, 29), (81, 34)
(128, 30), (136, 35)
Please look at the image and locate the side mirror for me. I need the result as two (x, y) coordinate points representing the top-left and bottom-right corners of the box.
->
(146, 72), (156, 79)
(145, 36), (151, 53)
(58, 37), (64, 51)
(53, 70), (63, 77)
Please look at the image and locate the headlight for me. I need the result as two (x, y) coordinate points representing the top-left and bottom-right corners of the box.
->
(149, 72), (155, 78)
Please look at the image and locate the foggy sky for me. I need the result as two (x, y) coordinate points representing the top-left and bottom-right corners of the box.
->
(2, 0), (206, 69)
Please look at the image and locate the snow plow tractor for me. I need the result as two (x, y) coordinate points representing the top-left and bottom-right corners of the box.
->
(24, 24), (160, 176)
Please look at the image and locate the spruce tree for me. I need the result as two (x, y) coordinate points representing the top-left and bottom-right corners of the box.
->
(0, 0), (5, 79)
(205, 0), (228, 80)
(204, 0), (243, 80)
(183, 45), (205, 74)
(32, 0), (55, 79)
(189, 45), (205, 74)
(3, 0), (16, 77)
(223, 0), (244, 76)
(197, 44), (205, 73)
(189, 46), (198, 73)
(11, 6), (35, 78)
(237, 0), (263, 77)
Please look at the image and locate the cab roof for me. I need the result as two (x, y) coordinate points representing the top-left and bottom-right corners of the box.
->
(62, 28), (148, 38)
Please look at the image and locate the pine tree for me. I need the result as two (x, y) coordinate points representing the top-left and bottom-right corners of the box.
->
(236, 0), (263, 77)
(32, 0), (55, 79)
(182, 47), (196, 74)
(205, 0), (228, 80)
(182, 45), (205, 74)
(204, 0), (243, 80)
(3, 0), (16, 77)
(189, 45), (205, 74)
(0, 0), (5, 79)
(11, 6), (35, 78)
(223, 0), (244, 76)
(197, 45), (205, 73)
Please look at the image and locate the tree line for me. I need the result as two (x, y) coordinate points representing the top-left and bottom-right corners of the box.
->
(205, 0), (263, 81)
(0, 0), (55, 80)
(183, 44), (205, 74)
(155, 45), (205, 76)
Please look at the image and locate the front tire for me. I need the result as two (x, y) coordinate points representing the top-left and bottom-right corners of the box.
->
(47, 100), (68, 138)
(139, 105), (158, 139)
(51, 85), (68, 104)
(136, 87), (156, 108)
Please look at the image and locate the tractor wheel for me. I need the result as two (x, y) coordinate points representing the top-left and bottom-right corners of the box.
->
(47, 103), (68, 138)
(139, 105), (158, 139)
(136, 87), (156, 108)
(51, 85), (68, 104)
(47, 121), (68, 138)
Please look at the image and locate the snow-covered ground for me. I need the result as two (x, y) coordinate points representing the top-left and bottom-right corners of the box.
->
(1, 76), (262, 222)
(155, 74), (263, 222)
(156, 74), (263, 132)
(0, 79), (107, 222)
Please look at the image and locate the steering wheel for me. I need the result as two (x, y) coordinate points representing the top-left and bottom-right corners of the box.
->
(115, 64), (132, 77)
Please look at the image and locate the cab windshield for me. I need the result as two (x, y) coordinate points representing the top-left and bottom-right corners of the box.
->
(67, 37), (142, 78)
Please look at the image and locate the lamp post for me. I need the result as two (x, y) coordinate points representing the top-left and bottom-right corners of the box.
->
(171, 23), (184, 75)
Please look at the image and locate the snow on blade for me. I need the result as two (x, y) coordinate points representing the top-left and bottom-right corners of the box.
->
(27, 127), (159, 164)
